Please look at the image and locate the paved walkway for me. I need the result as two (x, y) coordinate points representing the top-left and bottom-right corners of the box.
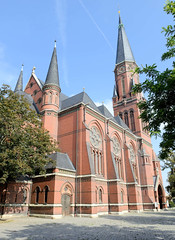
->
(0, 209), (175, 240)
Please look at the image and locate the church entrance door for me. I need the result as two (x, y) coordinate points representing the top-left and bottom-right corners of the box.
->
(158, 185), (163, 209)
(61, 194), (71, 216)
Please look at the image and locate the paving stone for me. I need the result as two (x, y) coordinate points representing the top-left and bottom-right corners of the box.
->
(0, 210), (175, 240)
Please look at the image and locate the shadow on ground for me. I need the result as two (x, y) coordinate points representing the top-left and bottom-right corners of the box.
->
(2, 215), (175, 240)
(100, 210), (175, 227)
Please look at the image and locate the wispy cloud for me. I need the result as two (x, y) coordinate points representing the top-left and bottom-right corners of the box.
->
(55, 0), (69, 87)
(78, 0), (115, 54)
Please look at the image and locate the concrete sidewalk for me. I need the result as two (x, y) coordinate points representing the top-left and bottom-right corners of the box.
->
(0, 209), (175, 240)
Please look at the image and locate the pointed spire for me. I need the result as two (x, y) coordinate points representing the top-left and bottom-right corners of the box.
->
(116, 14), (135, 65)
(14, 64), (23, 92)
(44, 41), (60, 88)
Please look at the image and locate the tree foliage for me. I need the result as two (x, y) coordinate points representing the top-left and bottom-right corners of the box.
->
(0, 85), (58, 184)
(133, 0), (175, 160)
(165, 152), (175, 198)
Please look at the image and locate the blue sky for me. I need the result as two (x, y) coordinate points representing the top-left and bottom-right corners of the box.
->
(0, 0), (173, 188)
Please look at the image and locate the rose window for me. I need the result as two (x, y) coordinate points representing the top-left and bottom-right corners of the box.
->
(90, 126), (102, 148)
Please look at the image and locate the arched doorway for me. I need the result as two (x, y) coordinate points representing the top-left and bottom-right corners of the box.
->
(158, 185), (163, 209)
(61, 194), (71, 216)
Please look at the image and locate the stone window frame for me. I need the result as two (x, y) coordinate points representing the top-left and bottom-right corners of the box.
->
(89, 124), (103, 176)
(35, 186), (41, 204)
(121, 189), (124, 203)
(43, 185), (49, 204)
(130, 109), (136, 132)
(111, 135), (123, 180)
(129, 143), (138, 181)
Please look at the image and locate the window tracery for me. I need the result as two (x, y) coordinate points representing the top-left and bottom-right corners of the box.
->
(129, 144), (138, 180)
(112, 136), (123, 179)
(90, 126), (103, 175)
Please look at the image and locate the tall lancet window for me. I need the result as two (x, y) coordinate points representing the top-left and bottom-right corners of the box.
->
(90, 126), (103, 175)
(49, 92), (53, 104)
(112, 136), (123, 179)
(130, 110), (136, 131)
(124, 112), (129, 127)
(129, 144), (138, 181)
(122, 76), (126, 97)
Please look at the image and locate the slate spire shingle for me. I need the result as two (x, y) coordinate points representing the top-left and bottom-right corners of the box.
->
(116, 14), (135, 65)
(14, 65), (23, 92)
(44, 41), (60, 87)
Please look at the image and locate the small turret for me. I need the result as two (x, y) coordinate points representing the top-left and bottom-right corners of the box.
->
(44, 40), (60, 90)
(14, 64), (23, 92)
(41, 41), (60, 141)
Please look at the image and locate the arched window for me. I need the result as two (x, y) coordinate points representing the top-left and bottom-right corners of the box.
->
(44, 186), (49, 203)
(99, 189), (102, 203)
(37, 97), (42, 104)
(35, 187), (40, 203)
(15, 193), (18, 203)
(122, 76), (126, 97)
(23, 188), (27, 203)
(119, 112), (123, 120)
(112, 136), (123, 180)
(129, 144), (138, 181)
(43, 93), (47, 105)
(99, 153), (102, 174)
(33, 90), (37, 96)
(95, 189), (97, 203)
(30, 82), (34, 88)
(121, 190), (124, 203)
(49, 92), (53, 104)
(130, 110), (136, 131)
(90, 126), (103, 175)
(124, 112), (129, 127)
(55, 93), (58, 105)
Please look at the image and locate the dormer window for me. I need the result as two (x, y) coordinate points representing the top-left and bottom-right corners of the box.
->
(30, 82), (34, 88)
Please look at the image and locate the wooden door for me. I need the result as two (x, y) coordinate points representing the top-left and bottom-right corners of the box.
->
(61, 194), (71, 216)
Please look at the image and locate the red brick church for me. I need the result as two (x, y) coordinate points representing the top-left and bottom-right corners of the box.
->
(0, 15), (166, 218)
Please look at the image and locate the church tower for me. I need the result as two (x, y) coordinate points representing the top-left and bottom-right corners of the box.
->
(41, 41), (60, 141)
(113, 15), (150, 143)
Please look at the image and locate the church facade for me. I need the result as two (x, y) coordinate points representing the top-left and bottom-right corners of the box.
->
(0, 16), (166, 218)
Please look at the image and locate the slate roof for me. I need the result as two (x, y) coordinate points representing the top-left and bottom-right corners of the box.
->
(116, 15), (135, 64)
(114, 115), (131, 130)
(46, 152), (76, 172)
(61, 91), (101, 114)
(44, 44), (60, 87)
(15, 90), (39, 113)
(38, 78), (44, 87)
(98, 104), (114, 119)
(59, 91), (132, 132)
(14, 66), (23, 92)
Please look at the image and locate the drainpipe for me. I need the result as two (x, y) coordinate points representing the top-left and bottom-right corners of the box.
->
(75, 108), (79, 216)
(105, 118), (110, 213)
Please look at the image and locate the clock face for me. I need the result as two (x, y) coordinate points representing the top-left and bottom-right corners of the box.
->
(90, 126), (102, 148)
(118, 65), (125, 74)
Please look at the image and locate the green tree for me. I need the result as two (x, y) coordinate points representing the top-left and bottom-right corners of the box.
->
(133, 0), (175, 160)
(164, 152), (175, 200)
(0, 85), (58, 184)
